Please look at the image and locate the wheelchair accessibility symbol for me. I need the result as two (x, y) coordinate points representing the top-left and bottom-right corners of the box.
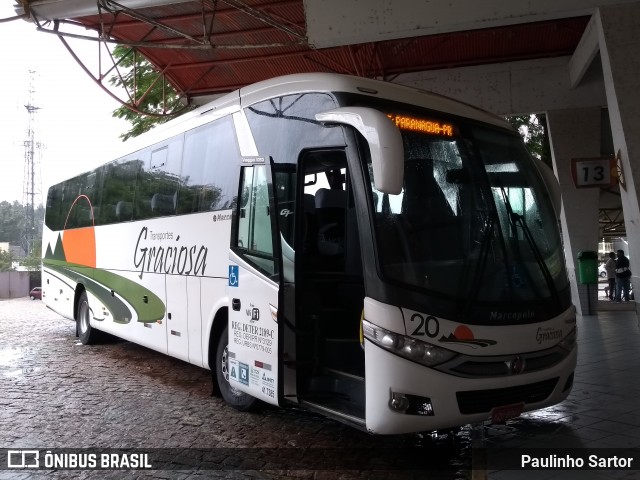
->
(229, 265), (239, 287)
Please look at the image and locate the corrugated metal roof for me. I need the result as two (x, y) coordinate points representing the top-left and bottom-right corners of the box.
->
(34, 0), (590, 99)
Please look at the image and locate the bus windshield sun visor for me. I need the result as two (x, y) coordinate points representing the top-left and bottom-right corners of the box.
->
(315, 107), (404, 194)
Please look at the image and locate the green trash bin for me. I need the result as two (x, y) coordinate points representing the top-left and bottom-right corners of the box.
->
(577, 251), (598, 285)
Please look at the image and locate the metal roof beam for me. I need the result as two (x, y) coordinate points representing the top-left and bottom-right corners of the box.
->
(84, 0), (300, 29)
(101, 0), (203, 44)
(220, 0), (305, 41)
(19, 0), (193, 19)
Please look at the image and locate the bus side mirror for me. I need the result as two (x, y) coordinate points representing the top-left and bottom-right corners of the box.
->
(316, 107), (404, 194)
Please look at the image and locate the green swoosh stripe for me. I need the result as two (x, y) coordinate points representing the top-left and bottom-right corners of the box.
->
(44, 259), (165, 323)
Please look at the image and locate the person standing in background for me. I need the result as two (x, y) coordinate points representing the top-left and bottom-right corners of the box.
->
(604, 251), (616, 301)
(615, 250), (632, 302)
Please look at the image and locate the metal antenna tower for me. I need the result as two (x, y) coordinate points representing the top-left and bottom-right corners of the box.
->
(22, 70), (43, 257)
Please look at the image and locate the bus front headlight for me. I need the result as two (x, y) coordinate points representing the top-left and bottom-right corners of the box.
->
(363, 320), (457, 367)
(558, 327), (577, 352)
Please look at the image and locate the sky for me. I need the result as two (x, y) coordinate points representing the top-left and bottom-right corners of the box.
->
(0, 4), (130, 205)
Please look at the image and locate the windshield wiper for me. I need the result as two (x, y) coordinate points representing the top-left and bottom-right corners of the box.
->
(499, 186), (561, 308)
(462, 211), (496, 315)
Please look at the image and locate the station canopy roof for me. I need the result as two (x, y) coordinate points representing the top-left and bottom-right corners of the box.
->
(17, 0), (590, 101)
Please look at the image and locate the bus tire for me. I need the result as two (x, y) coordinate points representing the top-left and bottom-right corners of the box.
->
(77, 291), (101, 345)
(215, 325), (260, 412)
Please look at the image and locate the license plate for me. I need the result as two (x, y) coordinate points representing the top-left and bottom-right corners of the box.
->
(489, 402), (524, 423)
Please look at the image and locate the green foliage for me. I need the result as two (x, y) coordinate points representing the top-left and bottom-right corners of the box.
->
(21, 239), (42, 272)
(109, 45), (190, 141)
(0, 200), (25, 245)
(0, 201), (44, 269)
(507, 114), (552, 168)
(20, 254), (41, 272)
(0, 250), (13, 272)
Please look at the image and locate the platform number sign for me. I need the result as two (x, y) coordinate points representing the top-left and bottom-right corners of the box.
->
(571, 157), (616, 188)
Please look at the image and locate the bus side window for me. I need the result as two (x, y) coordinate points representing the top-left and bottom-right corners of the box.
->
(180, 117), (240, 214)
(127, 137), (183, 220)
(302, 193), (317, 255)
(61, 173), (95, 229)
(300, 150), (349, 272)
(147, 144), (180, 217)
(273, 166), (296, 249)
(99, 158), (141, 224)
(315, 187), (345, 256)
(233, 165), (277, 278)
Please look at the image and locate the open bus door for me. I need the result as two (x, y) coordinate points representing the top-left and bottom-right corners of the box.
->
(226, 160), (283, 407)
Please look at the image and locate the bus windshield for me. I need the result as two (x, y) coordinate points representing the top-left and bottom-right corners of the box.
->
(368, 116), (568, 307)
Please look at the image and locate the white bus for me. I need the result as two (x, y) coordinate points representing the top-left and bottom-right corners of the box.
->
(42, 73), (577, 435)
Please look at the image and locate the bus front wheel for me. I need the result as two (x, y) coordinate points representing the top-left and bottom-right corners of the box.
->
(215, 325), (260, 412)
(76, 291), (101, 345)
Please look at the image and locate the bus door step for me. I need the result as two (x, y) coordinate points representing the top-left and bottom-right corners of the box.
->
(304, 369), (365, 408)
(299, 397), (365, 429)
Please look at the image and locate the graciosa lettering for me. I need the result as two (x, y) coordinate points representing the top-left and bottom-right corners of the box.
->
(133, 226), (208, 279)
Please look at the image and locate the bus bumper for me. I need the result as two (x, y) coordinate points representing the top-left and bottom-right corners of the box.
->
(364, 340), (577, 435)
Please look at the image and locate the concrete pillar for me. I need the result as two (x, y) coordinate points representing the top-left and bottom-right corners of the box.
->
(547, 108), (601, 315)
(596, 3), (640, 305)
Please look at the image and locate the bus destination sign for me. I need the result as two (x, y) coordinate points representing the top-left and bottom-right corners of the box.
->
(387, 114), (455, 137)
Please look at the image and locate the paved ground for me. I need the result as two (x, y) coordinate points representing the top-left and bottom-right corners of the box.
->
(1, 297), (639, 479)
(480, 305), (640, 480)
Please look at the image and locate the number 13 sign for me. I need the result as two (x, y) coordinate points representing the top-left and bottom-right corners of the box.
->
(570, 157), (617, 188)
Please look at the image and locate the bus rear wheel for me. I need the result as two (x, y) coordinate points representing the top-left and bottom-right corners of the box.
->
(77, 291), (101, 345)
(215, 325), (260, 412)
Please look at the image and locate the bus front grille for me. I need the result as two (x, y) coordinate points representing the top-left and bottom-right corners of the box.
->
(456, 377), (559, 414)
(448, 351), (565, 378)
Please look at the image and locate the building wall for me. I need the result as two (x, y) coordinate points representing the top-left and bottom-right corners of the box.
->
(0, 271), (31, 299)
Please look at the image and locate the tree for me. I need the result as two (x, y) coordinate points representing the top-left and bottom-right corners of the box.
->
(21, 238), (42, 272)
(0, 201), (44, 268)
(109, 46), (191, 141)
(507, 114), (552, 168)
(0, 201), (25, 245)
(0, 249), (13, 272)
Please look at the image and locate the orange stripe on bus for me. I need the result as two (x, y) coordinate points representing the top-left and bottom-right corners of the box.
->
(62, 227), (96, 268)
